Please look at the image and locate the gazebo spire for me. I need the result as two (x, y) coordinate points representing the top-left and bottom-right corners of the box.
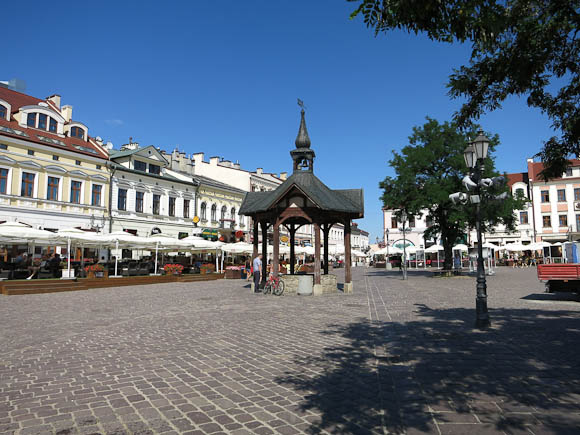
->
(295, 109), (311, 149)
(291, 106), (316, 173)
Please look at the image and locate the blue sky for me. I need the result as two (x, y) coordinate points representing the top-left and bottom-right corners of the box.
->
(3, 1), (556, 241)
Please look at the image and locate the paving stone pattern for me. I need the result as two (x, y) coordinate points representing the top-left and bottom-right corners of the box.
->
(1, 267), (580, 434)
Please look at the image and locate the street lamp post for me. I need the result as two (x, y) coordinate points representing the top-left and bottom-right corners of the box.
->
(401, 211), (408, 280)
(464, 131), (491, 329)
(385, 228), (390, 269)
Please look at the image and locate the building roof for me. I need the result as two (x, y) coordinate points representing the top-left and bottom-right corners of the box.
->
(239, 170), (364, 216)
(0, 87), (108, 159)
(527, 158), (580, 181)
(506, 172), (529, 187)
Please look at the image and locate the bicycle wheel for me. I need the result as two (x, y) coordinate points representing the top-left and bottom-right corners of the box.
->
(263, 283), (271, 295)
(273, 279), (285, 296)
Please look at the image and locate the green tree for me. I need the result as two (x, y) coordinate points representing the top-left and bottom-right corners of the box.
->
(350, 0), (580, 179)
(380, 118), (524, 269)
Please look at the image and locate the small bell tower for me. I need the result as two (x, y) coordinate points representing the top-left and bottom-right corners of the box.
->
(290, 108), (316, 173)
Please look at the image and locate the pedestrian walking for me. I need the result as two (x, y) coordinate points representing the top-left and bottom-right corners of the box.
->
(252, 253), (262, 293)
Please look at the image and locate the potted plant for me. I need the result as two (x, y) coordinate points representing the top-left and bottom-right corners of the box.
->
(200, 263), (216, 275)
(85, 263), (106, 279)
(225, 265), (241, 279)
(163, 264), (184, 275)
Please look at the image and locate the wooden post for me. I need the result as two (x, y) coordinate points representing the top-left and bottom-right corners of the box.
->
(323, 223), (330, 274)
(290, 224), (296, 275)
(261, 221), (268, 286)
(253, 219), (258, 259)
(344, 219), (352, 285)
(314, 222), (321, 285)
(273, 221), (280, 278)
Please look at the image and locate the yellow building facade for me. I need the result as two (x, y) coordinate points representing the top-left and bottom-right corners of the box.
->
(0, 87), (110, 233)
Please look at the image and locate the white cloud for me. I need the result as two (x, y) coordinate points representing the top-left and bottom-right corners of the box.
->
(105, 119), (124, 126)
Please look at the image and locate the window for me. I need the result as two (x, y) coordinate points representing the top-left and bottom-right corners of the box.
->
(135, 191), (144, 213)
(221, 206), (227, 221)
(91, 184), (102, 206)
(577, 215), (580, 232)
(520, 211), (528, 225)
(134, 160), (147, 172)
(567, 167), (573, 176)
(75, 160), (81, 166)
(21, 172), (34, 197)
(38, 114), (47, 130)
(408, 216), (415, 228)
(52, 155), (59, 161)
(559, 215), (568, 227)
(70, 181), (82, 204)
(0, 105), (6, 120)
(118, 188), (127, 211)
(49, 118), (57, 133)
(542, 215), (551, 228)
(557, 189), (566, 202)
(541, 190), (550, 203)
(152, 194), (160, 215)
(575, 188), (580, 201)
(184, 200), (190, 218)
(231, 207), (236, 223)
(391, 217), (398, 229)
(169, 197), (176, 217)
(0, 144), (6, 150)
(515, 188), (525, 198)
(0, 168), (8, 194)
(211, 204), (217, 221)
(27, 150), (34, 156)
(149, 164), (161, 175)
(70, 126), (84, 139)
(96, 164), (101, 170)
(47, 177), (59, 201)
(26, 113), (36, 127)
(201, 202), (207, 220)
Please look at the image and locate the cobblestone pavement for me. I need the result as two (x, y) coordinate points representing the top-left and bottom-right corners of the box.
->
(1, 267), (580, 434)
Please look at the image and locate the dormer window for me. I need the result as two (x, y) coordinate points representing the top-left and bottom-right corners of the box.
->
(38, 114), (47, 130)
(26, 112), (59, 132)
(0, 105), (6, 120)
(134, 160), (147, 172)
(70, 126), (85, 140)
(149, 164), (161, 175)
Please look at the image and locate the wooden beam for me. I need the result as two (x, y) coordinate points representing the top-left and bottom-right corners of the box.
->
(344, 219), (352, 284)
(253, 219), (258, 259)
(260, 220), (268, 286)
(273, 220), (280, 278)
(314, 222), (321, 285)
(289, 224), (296, 275)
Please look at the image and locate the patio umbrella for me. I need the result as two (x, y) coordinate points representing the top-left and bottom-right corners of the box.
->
(222, 242), (254, 254)
(425, 244), (445, 269)
(0, 221), (56, 242)
(452, 244), (469, 251)
(55, 228), (106, 278)
(505, 243), (527, 252)
(100, 231), (152, 276)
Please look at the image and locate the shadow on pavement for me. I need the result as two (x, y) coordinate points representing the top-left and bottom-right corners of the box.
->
(521, 292), (580, 302)
(275, 304), (580, 434)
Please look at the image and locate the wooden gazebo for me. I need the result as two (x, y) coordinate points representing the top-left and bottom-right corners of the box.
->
(239, 108), (364, 293)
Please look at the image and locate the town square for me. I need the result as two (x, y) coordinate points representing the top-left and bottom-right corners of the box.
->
(2, 1), (580, 434)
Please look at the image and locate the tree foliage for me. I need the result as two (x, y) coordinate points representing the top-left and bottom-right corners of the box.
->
(380, 118), (525, 269)
(350, 0), (580, 179)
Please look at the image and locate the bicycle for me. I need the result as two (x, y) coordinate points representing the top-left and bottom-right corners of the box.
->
(263, 273), (285, 296)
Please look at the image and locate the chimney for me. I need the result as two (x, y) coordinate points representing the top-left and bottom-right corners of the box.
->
(47, 94), (61, 109)
(256, 168), (263, 175)
(61, 105), (73, 122)
(233, 160), (241, 170)
(210, 156), (220, 165)
(192, 152), (204, 165)
(280, 172), (287, 180)
(120, 137), (139, 151)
